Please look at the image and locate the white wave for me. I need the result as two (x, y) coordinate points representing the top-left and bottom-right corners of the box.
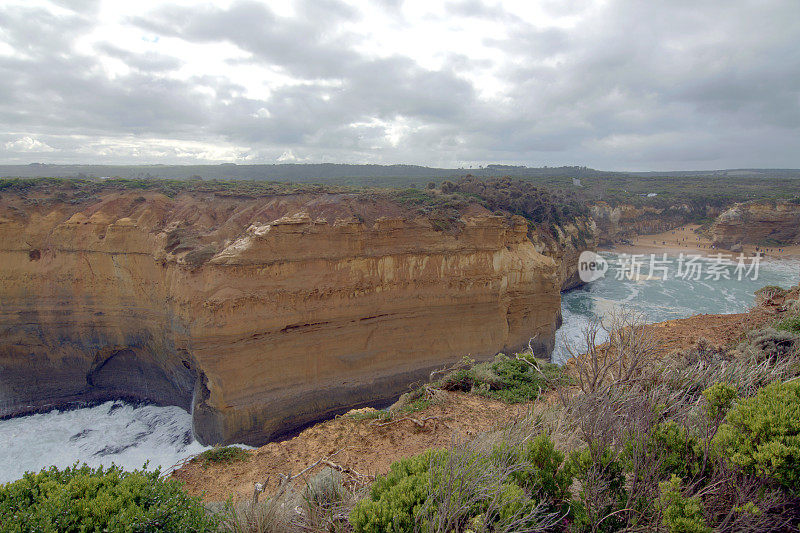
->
(0, 401), (211, 484)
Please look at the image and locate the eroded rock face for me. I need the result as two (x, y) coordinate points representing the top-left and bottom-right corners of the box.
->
(0, 191), (561, 445)
(529, 217), (598, 291)
(711, 201), (800, 248)
(590, 202), (721, 245)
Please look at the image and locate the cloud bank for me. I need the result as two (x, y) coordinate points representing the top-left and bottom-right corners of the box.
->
(0, 0), (798, 170)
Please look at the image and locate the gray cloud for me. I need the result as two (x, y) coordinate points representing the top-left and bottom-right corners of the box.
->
(0, 0), (798, 169)
(445, 1), (511, 20)
(130, 0), (364, 79)
(94, 43), (182, 73)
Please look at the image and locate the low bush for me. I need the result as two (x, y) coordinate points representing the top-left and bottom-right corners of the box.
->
(712, 380), (800, 491)
(349, 449), (447, 532)
(755, 285), (786, 298)
(299, 467), (361, 533)
(344, 407), (392, 421)
(776, 313), (800, 335)
(438, 353), (567, 403)
(702, 382), (737, 422)
(195, 445), (250, 466)
(566, 446), (628, 533)
(658, 475), (711, 533)
(0, 463), (217, 532)
(493, 434), (572, 514)
(646, 420), (705, 481)
(736, 327), (798, 363)
(350, 435), (569, 532)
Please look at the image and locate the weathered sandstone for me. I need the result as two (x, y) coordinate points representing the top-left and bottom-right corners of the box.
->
(529, 217), (598, 291)
(711, 201), (800, 248)
(0, 190), (561, 445)
(590, 202), (722, 245)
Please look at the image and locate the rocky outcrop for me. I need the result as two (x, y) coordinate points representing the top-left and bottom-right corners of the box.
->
(0, 190), (561, 445)
(590, 202), (721, 245)
(711, 201), (800, 248)
(529, 217), (598, 291)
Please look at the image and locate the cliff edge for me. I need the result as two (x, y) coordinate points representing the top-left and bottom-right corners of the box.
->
(0, 186), (562, 445)
(711, 200), (800, 248)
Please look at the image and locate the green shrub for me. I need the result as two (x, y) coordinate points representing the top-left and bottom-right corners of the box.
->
(567, 448), (628, 533)
(418, 448), (546, 532)
(438, 353), (567, 404)
(195, 445), (249, 466)
(755, 285), (786, 297)
(567, 447), (628, 533)
(646, 421), (705, 481)
(350, 449), (446, 532)
(344, 407), (392, 421)
(776, 314), (800, 335)
(712, 381), (800, 491)
(702, 382), (737, 422)
(0, 463), (217, 532)
(351, 436), (570, 532)
(494, 434), (572, 513)
(658, 475), (711, 533)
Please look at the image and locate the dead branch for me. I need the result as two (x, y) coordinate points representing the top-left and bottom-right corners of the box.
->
(370, 415), (442, 428)
(319, 459), (374, 484)
(252, 448), (348, 504)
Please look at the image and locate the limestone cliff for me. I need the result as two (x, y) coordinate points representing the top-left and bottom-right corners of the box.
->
(590, 202), (721, 245)
(0, 188), (561, 445)
(711, 201), (800, 248)
(529, 216), (598, 291)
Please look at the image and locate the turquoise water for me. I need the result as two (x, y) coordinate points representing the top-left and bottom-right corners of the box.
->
(552, 252), (800, 363)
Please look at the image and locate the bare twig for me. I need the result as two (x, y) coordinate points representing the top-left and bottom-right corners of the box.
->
(371, 415), (442, 428)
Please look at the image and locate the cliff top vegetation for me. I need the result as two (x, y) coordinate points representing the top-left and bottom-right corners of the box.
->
(0, 176), (588, 236)
(5, 285), (799, 531)
(3, 165), (800, 213)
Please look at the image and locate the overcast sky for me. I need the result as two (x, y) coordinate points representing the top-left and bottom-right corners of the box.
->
(0, 0), (798, 170)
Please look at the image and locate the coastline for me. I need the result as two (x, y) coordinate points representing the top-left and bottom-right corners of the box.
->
(599, 223), (800, 260)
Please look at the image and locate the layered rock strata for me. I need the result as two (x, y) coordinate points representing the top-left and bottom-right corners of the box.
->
(711, 201), (800, 248)
(0, 191), (561, 445)
(529, 217), (598, 291)
(590, 202), (722, 244)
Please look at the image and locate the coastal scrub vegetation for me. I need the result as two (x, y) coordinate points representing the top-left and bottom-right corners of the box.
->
(194, 445), (250, 467)
(442, 176), (589, 224)
(4, 295), (800, 531)
(209, 303), (800, 532)
(0, 464), (217, 532)
(389, 352), (568, 416)
(4, 173), (797, 247)
(0, 176), (352, 199)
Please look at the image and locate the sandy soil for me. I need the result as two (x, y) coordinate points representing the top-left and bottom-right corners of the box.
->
(601, 224), (800, 259)
(644, 305), (779, 354)
(172, 290), (792, 503)
(172, 391), (530, 502)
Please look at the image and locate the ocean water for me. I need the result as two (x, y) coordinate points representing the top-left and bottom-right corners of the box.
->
(0, 401), (210, 484)
(0, 252), (797, 484)
(552, 252), (800, 363)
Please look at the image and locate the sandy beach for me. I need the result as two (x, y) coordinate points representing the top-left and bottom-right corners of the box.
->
(600, 224), (800, 260)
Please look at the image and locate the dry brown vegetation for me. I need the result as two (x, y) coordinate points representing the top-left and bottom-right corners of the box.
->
(167, 286), (800, 532)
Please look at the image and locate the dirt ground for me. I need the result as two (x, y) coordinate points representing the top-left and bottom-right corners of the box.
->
(172, 290), (790, 503)
(172, 390), (530, 502)
(644, 306), (777, 355)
